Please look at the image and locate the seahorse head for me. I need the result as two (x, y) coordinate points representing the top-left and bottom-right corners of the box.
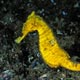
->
(15, 11), (47, 43)
(22, 11), (40, 32)
(22, 11), (46, 34)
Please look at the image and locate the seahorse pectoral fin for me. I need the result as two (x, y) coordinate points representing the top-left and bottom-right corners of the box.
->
(61, 59), (80, 71)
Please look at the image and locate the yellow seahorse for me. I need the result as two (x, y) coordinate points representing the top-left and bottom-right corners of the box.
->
(15, 11), (80, 71)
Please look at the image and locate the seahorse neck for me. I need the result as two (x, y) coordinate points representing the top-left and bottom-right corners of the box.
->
(37, 26), (56, 44)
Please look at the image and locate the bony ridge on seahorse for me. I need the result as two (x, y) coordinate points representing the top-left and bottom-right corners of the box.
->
(15, 11), (80, 71)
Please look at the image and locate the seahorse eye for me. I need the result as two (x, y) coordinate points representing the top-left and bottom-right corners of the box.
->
(49, 40), (55, 46)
